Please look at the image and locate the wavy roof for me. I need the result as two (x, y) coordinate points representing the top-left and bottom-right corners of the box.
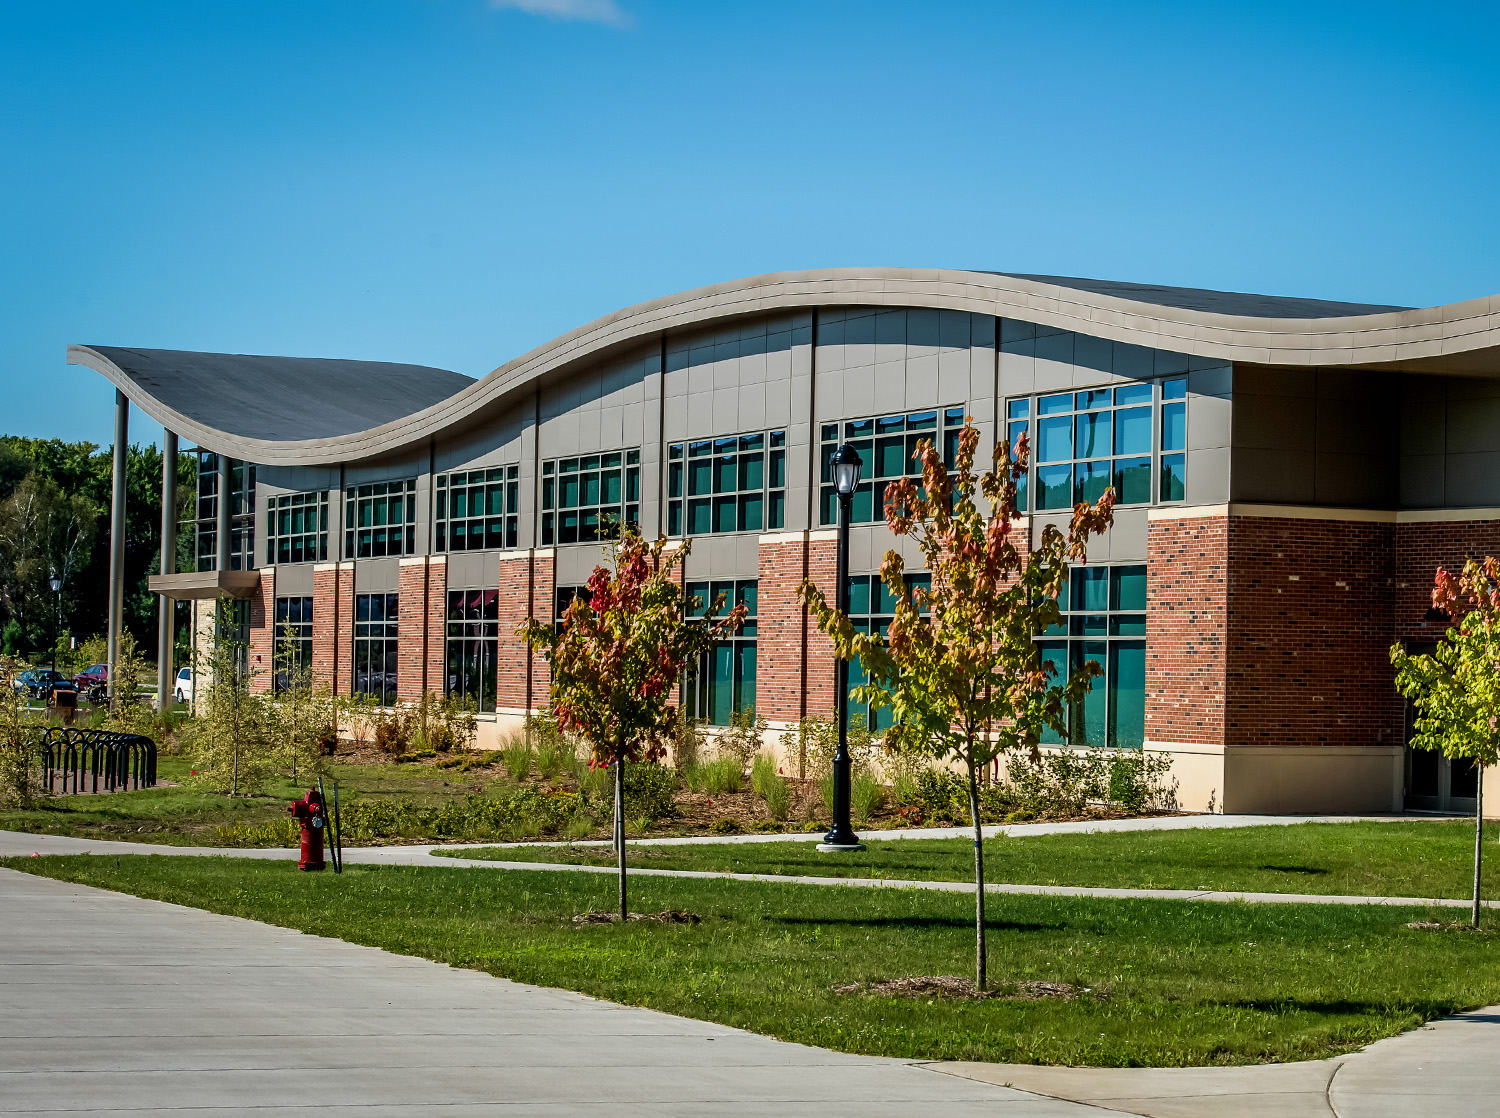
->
(70, 268), (1500, 466)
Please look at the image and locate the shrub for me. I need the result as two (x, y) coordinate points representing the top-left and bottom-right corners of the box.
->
(717, 705), (766, 769)
(500, 731), (533, 781)
(709, 817), (743, 835)
(761, 773), (792, 822)
(686, 756), (743, 795)
(620, 761), (679, 822)
(213, 817), (300, 847)
(671, 709), (704, 772)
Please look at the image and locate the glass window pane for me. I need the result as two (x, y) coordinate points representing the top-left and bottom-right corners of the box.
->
(1075, 389), (1109, 410)
(1007, 398), (1030, 420)
(739, 453), (763, 491)
(847, 576), (870, 616)
(1074, 460), (1111, 504)
(1114, 457), (1152, 504)
(851, 483), (873, 523)
(1162, 401), (1186, 451)
(1037, 641), (1068, 745)
(1075, 412), (1110, 458)
(1071, 641), (1107, 747)
(601, 470), (622, 505)
(1162, 377), (1187, 400)
(1114, 406), (1152, 455)
(769, 449), (785, 488)
(1110, 615), (1147, 637)
(769, 491), (785, 529)
(1037, 465), (1072, 510)
(688, 499), (711, 534)
(1114, 383), (1152, 406)
(713, 495), (736, 532)
(1037, 416), (1072, 463)
(689, 460), (713, 496)
(738, 493), (763, 532)
(1110, 565), (1148, 612)
(908, 410), (937, 430)
(1108, 642), (1146, 748)
(1071, 566), (1108, 612)
(1038, 393), (1072, 416)
(1160, 454), (1186, 501)
(875, 437), (904, 477)
(715, 456), (737, 494)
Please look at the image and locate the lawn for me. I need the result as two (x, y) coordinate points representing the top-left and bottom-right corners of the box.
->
(8, 853), (1500, 1067)
(0, 755), (502, 845)
(440, 820), (1500, 900)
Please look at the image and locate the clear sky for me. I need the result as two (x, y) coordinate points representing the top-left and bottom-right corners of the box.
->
(3, 0), (1498, 448)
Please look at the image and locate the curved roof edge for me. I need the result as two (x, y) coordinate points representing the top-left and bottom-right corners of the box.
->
(71, 267), (1500, 467)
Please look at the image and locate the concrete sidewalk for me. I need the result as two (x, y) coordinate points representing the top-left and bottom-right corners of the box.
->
(4, 828), (1493, 911)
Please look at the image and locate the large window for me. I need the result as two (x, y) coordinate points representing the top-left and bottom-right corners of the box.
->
(845, 572), (931, 732)
(1036, 564), (1146, 749)
(436, 468), (519, 552)
(446, 589), (497, 713)
(194, 452), (255, 571)
(266, 491), (328, 565)
(273, 596), (313, 692)
(345, 480), (416, 558)
(353, 592), (398, 706)
(819, 408), (966, 526)
(684, 580), (756, 726)
(1006, 377), (1185, 512)
(541, 451), (640, 546)
(667, 432), (786, 537)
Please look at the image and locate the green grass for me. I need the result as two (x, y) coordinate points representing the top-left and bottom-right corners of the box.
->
(441, 820), (1500, 900)
(8, 853), (1500, 1067)
(0, 756), (506, 845)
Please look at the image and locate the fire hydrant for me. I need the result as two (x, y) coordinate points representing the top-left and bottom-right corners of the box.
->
(287, 788), (327, 872)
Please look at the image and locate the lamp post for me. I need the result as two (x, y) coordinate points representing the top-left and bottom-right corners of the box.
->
(818, 443), (867, 853)
(48, 568), (62, 674)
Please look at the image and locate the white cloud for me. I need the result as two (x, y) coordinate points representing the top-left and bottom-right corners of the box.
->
(487, 0), (632, 28)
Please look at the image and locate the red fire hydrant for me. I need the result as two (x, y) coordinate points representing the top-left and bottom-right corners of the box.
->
(288, 788), (327, 872)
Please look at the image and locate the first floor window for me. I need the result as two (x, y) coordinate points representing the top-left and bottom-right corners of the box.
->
(1037, 564), (1146, 749)
(353, 592), (398, 705)
(541, 451), (640, 545)
(273, 596), (313, 692)
(436, 468), (519, 552)
(446, 589), (497, 713)
(554, 585), (588, 634)
(267, 491), (328, 564)
(845, 572), (930, 732)
(820, 408), (966, 526)
(684, 580), (756, 726)
(346, 480), (416, 558)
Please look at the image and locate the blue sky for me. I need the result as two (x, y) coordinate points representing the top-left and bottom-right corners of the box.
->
(2, 0), (1497, 447)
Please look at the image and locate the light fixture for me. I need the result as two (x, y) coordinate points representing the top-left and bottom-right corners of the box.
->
(48, 569), (61, 594)
(832, 443), (863, 496)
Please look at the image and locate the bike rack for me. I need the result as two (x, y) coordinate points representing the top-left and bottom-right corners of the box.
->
(38, 728), (157, 794)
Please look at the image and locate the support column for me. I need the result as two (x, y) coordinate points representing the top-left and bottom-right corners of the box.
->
(216, 453), (231, 571)
(107, 390), (128, 704)
(157, 430), (178, 712)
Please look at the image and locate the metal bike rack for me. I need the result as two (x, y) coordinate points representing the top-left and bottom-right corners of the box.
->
(39, 728), (157, 794)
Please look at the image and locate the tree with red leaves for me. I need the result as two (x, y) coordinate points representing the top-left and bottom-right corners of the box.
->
(520, 527), (744, 919)
(801, 422), (1113, 989)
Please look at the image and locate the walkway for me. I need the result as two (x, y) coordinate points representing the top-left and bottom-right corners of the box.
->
(1, 865), (1494, 1116)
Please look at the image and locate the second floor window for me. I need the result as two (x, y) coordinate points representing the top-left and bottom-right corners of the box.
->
(266, 491), (328, 565)
(345, 480), (416, 558)
(819, 408), (965, 526)
(436, 467), (519, 552)
(667, 431), (786, 537)
(541, 451), (639, 546)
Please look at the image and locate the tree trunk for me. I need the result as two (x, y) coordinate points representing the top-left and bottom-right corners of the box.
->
(615, 758), (627, 921)
(965, 752), (986, 991)
(1474, 763), (1484, 928)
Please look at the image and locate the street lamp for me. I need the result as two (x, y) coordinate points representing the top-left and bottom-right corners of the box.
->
(48, 568), (61, 673)
(818, 443), (866, 853)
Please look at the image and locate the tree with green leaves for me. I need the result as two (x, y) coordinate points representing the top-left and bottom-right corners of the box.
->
(801, 422), (1114, 989)
(1391, 557), (1500, 927)
(520, 528), (743, 919)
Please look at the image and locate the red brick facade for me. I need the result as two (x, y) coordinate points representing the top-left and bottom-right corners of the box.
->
(531, 551), (555, 709)
(247, 565), (275, 694)
(754, 531), (838, 723)
(1395, 518), (1500, 643)
(396, 557), (447, 702)
(1225, 516), (1401, 750)
(312, 563), (354, 695)
(1145, 515), (1228, 746)
(495, 552), (534, 711)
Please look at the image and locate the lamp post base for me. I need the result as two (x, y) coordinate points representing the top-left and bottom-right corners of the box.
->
(816, 842), (867, 854)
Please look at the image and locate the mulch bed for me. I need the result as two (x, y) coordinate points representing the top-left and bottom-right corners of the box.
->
(572, 909), (703, 926)
(832, 975), (1095, 1001)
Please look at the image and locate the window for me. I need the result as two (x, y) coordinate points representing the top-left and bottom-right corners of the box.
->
(446, 589), (497, 713)
(353, 592), (398, 706)
(266, 492), (328, 565)
(1008, 378), (1185, 512)
(194, 452), (255, 571)
(273, 596), (313, 692)
(845, 572), (930, 731)
(436, 467), (519, 552)
(345, 480), (416, 558)
(1036, 564), (1146, 749)
(819, 408), (966, 525)
(541, 451), (640, 546)
(684, 580), (756, 725)
(667, 431), (786, 537)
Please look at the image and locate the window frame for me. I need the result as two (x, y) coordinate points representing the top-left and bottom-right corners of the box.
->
(667, 431), (787, 538)
(265, 491), (329, 565)
(435, 466), (520, 552)
(683, 579), (757, 726)
(445, 588), (498, 713)
(344, 480), (417, 559)
(352, 591), (399, 707)
(818, 407), (967, 527)
(540, 450), (640, 546)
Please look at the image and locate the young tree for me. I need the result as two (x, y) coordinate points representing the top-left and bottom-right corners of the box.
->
(180, 600), (271, 794)
(0, 661), (40, 806)
(520, 528), (743, 919)
(1391, 558), (1500, 927)
(801, 423), (1113, 989)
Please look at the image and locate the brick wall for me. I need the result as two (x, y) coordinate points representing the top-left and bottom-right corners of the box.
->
(1145, 515), (1228, 746)
(311, 564), (341, 693)
(804, 533), (838, 718)
(1395, 519), (1500, 643)
(531, 551), (555, 709)
(247, 566), (276, 694)
(397, 557), (447, 702)
(495, 552), (534, 710)
(756, 535), (810, 723)
(1225, 516), (1400, 749)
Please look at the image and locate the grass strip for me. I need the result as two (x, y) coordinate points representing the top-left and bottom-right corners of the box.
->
(7, 853), (1500, 1067)
(439, 821), (1500, 900)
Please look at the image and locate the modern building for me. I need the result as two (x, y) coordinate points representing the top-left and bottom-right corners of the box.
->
(74, 268), (1500, 815)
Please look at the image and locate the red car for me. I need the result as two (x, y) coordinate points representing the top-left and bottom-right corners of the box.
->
(73, 663), (108, 691)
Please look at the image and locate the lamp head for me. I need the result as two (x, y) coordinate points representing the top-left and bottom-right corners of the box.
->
(832, 443), (863, 496)
(48, 569), (61, 594)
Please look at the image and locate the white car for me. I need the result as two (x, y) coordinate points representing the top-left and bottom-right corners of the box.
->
(173, 667), (194, 703)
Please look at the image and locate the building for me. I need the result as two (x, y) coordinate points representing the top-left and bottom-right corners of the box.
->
(73, 268), (1500, 815)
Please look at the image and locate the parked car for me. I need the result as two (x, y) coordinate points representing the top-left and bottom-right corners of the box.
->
(173, 667), (194, 703)
(13, 669), (76, 699)
(73, 663), (108, 692)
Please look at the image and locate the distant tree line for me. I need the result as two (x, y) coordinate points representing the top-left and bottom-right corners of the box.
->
(0, 436), (196, 662)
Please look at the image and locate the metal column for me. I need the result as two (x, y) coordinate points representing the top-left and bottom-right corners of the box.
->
(216, 453), (232, 571)
(106, 390), (129, 704)
(157, 430), (178, 713)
